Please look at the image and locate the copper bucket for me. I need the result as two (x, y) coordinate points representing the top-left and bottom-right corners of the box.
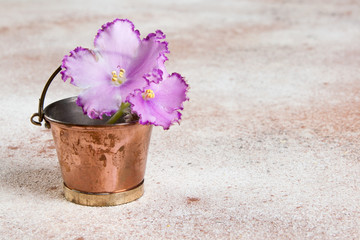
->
(31, 67), (152, 206)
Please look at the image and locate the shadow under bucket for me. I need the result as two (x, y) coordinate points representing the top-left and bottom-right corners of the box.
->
(44, 97), (152, 206)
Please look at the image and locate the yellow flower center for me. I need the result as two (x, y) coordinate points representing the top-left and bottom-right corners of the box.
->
(111, 69), (126, 85)
(142, 89), (155, 100)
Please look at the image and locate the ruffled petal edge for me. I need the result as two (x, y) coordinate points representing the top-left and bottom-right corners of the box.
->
(76, 86), (122, 119)
(144, 29), (170, 72)
(126, 29), (169, 82)
(166, 72), (190, 111)
(127, 72), (189, 130)
(94, 18), (141, 50)
(77, 96), (118, 119)
(61, 47), (95, 85)
(127, 89), (183, 130)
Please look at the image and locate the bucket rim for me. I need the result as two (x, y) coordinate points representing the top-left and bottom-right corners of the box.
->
(44, 97), (139, 128)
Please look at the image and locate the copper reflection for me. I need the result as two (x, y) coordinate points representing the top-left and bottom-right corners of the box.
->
(49, 122), (152, 193)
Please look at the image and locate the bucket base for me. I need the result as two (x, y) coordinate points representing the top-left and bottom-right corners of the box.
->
(63, 181), (144, 207)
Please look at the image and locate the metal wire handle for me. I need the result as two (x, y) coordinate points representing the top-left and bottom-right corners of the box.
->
(30, 66), (62, 128)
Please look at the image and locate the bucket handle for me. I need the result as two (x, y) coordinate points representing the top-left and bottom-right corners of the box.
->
(30, 66), (62, 128)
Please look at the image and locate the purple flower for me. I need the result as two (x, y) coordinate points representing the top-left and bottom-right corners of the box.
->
(127, 71), (189, 130)
(61, 19), (169, 119)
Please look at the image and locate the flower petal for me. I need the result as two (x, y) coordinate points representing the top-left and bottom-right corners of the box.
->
(143, 68), (163, 84)
(151, 73), (189, 111)
(94, 19), (141, 65)
(126, 30), (169, 82)
(128, 90), (180, 130)
(77, 85), (122, 119)
(119, 75), (149, 101)
(118, 31), (168, 99)
(118, 68), (162, 102)
(61, 47), (109, 88)
(157, 54), (168, 78)
(128, 73), (188, 129)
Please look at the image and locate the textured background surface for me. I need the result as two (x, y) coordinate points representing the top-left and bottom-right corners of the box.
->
(1, 0), (360, 239)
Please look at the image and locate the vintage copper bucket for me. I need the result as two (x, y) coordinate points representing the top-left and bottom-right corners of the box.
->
(31, 67), (152, 206)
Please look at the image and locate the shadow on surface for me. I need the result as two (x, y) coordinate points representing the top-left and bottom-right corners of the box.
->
(2, 166), (63, 200)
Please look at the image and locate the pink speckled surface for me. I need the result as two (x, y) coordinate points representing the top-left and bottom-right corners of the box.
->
(1, 0), (360, 239)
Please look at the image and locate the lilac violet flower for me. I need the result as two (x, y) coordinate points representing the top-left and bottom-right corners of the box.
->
(128, 72), (189, 130)
(61, 19), (188, 129)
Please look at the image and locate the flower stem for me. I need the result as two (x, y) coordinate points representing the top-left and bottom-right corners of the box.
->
(106, 102), (130, 124)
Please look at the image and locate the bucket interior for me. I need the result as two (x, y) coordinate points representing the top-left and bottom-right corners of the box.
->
(44, 97), (122, 126)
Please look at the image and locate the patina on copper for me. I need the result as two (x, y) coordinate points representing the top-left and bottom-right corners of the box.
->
(43, 97), (152, 194)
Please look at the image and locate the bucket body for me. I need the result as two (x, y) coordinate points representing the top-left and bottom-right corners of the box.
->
(44, 97), (152, 197)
